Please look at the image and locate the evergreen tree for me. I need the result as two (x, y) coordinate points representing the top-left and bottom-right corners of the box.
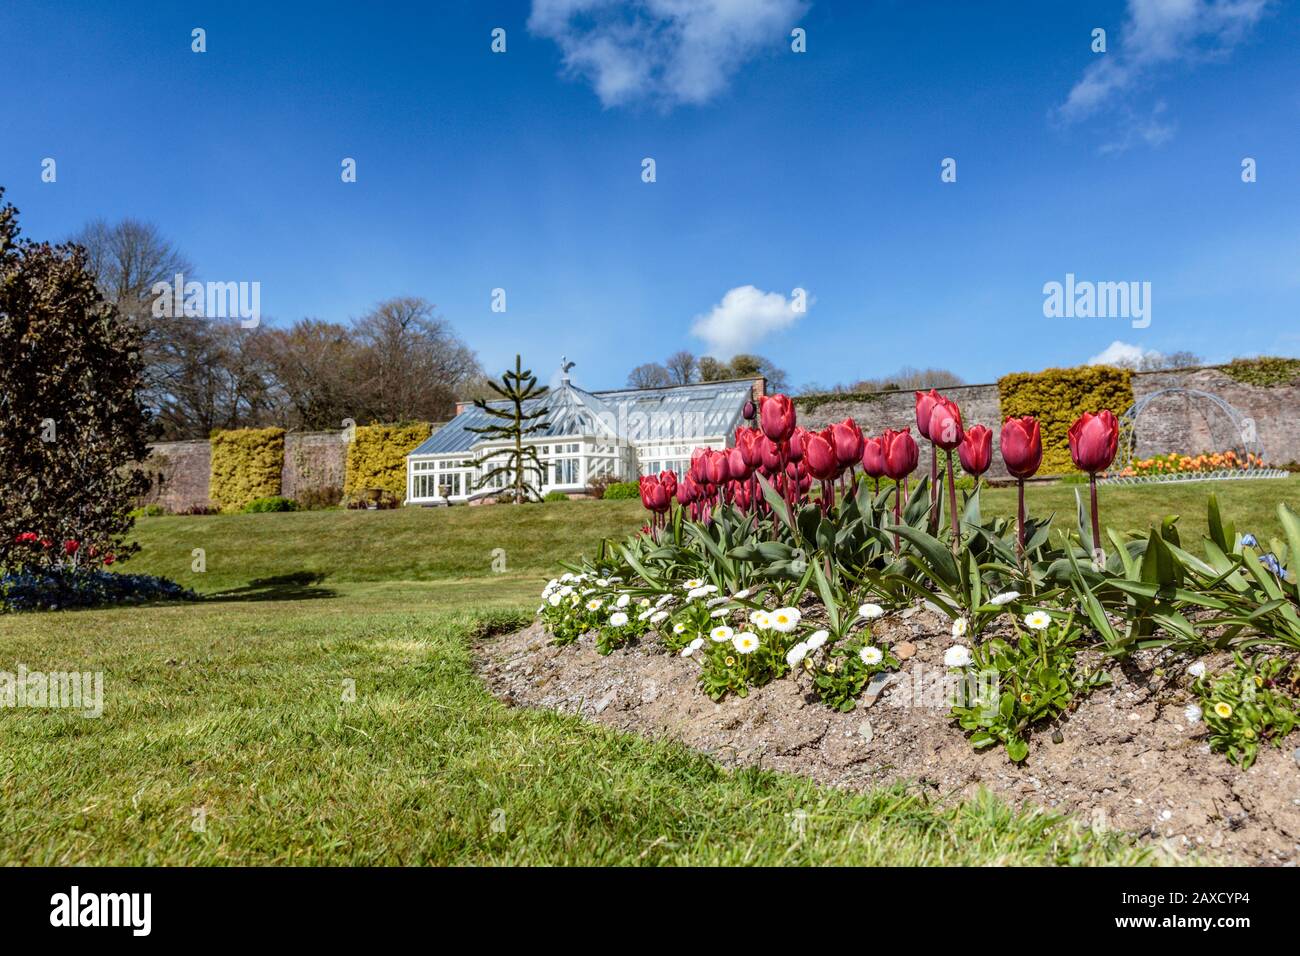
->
(468, 355), (549, 503)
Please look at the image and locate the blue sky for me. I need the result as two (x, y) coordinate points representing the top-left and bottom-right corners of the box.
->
(2, 0), (1297, 392)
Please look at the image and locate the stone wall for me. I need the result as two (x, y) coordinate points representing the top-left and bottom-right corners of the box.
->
(795, 366), (1300, 478)
(139, 429), (350, 512)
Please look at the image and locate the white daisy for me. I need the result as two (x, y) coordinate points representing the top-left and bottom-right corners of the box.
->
(805, 630), (829, 650)
(770, 607), (802, 633)
(637, 610), (652, 622)
(595, 578), (609, 587)
(547, 592), (563, 607)
(785, 642), (810, 667)
(655, 594), (673, 608)
(615, 594), (630, 609)
(558, 585), (574, 597)
(710, 625), (735, 643)
(749, 609), (772, 629)
(705, 596), (730, 608)
(609, 611), (629, 627)
(639, 597), (652, 608)
(1024, 610), (1051, 631)
(944, 645), (972, 668)
(859, 646), (884, 665)
(1187, 661), (1207, 679)
(710, 608), (729, 618)
(560, 573), (575, 583)
(682, 579), (704, 591)
(732, 589), (752, 600)
(672, 622), (687, 634)
(989, 591), (1021, 606)
(858, 603), (884, 620)
(951, 617), (968, 639)
(1183, 703), (1203, 725)
(585, 598), (603, 612)
(650, 610), (669, 624)
(688, 585), (718, 599)
(732, 632), (760, 654)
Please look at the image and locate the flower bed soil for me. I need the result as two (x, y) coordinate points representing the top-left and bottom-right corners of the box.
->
(475, 605), (1300, 865)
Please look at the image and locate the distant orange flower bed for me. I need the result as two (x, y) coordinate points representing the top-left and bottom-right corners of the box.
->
(1115, 450), (1264, 478)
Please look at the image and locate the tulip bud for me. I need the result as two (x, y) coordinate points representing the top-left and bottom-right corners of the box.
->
(1000, 416), (1043, 479)
(1068, 410), (1119, 474)
(804, 430), (839, 480)
(914, 389), (941, 440)
(788, 426), (809, 462)
(957, 424), (992, 478)
(927, 397), (964, 451)
(881, 427), (919, 481)
(830, 418), (864, 468)
(759, 394), (796, 443)
(861, 435), (886, 479)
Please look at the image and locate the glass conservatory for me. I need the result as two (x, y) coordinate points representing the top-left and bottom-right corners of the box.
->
(404, 372), (755, 505)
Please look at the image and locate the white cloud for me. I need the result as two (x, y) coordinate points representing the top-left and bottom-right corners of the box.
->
(528, 0), (808, 109)
(690, 285), (806, 358)
(1058, 0), (1270, 145)
(1087, 340), (1163, 369)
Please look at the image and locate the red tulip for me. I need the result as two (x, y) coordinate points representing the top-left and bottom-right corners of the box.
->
(658, 470), (677, 498)
(103, 554), (115, 566)
(957, 425), (992, 478)
(62, 539), (80, 555)
(759, 435), (782, 473)
(830, 418), (864, 468)
(861, 435), (886, 479)
(689, 447), (708, 483)
(1068, 410), (1119, 474)
(1000, 416), (1043, 479)
(732, 482), (752, 510)
(880, 428), (918, 481)
(788, 426), (809, 462)
(704, 449), (729, 486)
(927, 396), (964, 451)
(1069, 409), (1120, 556)
(735, 427), (763, 468)
(639, 475), (671, 514)
(742, 399), (756, 421)
(676, 476), (698, 506)
(914, 389), (941, 440)
(726, 447), (751, 482)
(804, 430), (839, 481)
(759, 394), (796, 443)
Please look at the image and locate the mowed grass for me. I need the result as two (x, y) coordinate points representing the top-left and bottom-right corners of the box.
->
(0, 586), (1149, 865)
(6, 475), (1288, 865)
(121, 474), (1300, 594)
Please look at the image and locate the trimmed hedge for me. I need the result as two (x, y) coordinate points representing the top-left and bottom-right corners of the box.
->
(344, 423), (433, 502)
(210, 427), (286, 512)
(603, 481), (640, 500)
(997, 366), (1133, 475)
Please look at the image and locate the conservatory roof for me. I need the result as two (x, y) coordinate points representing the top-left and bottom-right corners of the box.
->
(408, 378), (755, 457)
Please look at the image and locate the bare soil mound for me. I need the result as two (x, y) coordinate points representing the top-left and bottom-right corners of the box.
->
(475, 606), (1300, 865)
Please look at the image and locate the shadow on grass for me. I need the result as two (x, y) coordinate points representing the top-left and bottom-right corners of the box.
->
(204, 572), (337, 603)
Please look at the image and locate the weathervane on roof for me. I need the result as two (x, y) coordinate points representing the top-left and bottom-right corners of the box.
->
(560, 355), (575, 384)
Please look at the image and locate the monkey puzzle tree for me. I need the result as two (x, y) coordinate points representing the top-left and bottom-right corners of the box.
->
(0, 188), (152, 571)
(468, 355), (549, 504)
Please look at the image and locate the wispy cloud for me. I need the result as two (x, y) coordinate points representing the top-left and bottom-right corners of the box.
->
(1087, 340), (1163, 368)
(1057, 0), (1270, 149)
(691, 285), (806, 358)
(528, 0), (808, 110)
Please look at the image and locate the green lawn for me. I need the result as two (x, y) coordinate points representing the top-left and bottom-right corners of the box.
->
(6, 475), (1290, 865)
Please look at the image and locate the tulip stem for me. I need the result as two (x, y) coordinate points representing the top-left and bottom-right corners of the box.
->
(1089, 473), (1102, 558)
(929, 445), (939, 532)
(945, 451), (960, 557)
(1016, 478), (1026, 563)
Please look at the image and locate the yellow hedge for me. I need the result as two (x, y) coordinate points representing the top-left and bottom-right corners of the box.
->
(344, 423), (433, 501)
(209, 427), (286, 511)
(997, 366), (1134, 475)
